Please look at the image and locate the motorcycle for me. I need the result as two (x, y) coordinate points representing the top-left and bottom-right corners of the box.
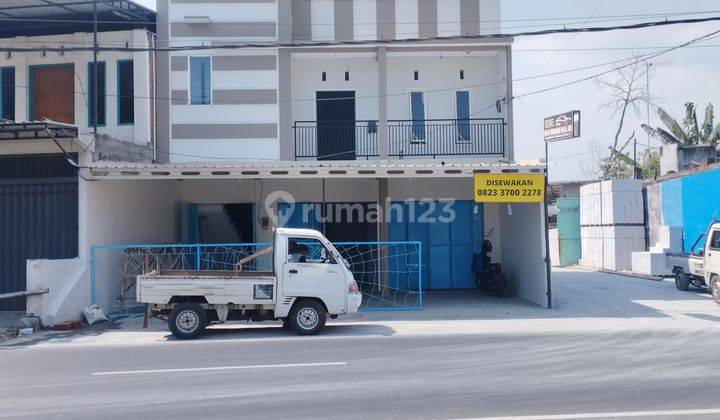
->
(472, 239), (509, 297)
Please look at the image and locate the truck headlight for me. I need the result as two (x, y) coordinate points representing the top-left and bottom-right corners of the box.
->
(348, 281), (358, 294)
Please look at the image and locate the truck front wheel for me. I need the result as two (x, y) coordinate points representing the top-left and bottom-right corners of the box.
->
(675, 269), (691, 291)
(289, 300), (327, 335)
(710, 276), (720, 304)
(168, 303), (208, 340)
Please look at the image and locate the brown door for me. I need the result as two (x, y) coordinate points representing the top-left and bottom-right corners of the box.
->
(31, 65), (75, 124)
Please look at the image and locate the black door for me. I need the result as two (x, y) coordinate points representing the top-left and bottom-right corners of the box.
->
(316, 91), (356, 160)
(0, 155), (79, 311)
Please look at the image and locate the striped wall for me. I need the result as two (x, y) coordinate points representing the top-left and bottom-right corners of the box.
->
(291, 0), (500, 41)
(166, 0), (499, 44)
(168, 51), (281, 161)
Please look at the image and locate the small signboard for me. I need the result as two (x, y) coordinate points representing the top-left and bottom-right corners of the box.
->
(474, 173), (545, 203)
(544, 110), (581, 142)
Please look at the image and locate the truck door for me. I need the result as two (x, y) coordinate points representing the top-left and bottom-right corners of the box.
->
(705, 229), (720, 280)
(283, 237), (346, 313)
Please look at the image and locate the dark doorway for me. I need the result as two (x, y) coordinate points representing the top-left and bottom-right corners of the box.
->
(322, 202), (377, 242)
(195, 203), (254, 243)
(316, 91), (355, 160)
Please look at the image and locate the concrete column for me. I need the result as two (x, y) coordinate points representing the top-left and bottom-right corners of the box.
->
(377, 178), (389, 293)
(156, 0), (171, 162)
(377, 46), (388, 159)
(278, 49), (293, 160)
(278, 0), (293, 42)
(505, 45), (514, 161)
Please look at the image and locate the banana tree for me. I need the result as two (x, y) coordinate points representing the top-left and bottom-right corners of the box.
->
(641, 103), (720, 147)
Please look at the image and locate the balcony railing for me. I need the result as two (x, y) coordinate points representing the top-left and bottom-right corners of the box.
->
(294, 120), (379, 160)
(293, 118), (505, 160)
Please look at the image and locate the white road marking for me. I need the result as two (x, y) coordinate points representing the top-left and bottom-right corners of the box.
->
(454, 408), (720, 420)
(92, 361), (347, 376)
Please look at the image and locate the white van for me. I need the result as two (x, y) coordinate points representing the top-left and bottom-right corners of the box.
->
(137, 228), (363, 339)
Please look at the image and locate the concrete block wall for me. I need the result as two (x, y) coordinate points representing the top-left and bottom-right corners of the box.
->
(580, 179), (645, 271)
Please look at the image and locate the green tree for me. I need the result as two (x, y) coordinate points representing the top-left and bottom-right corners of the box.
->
(642, 103), (720, 147)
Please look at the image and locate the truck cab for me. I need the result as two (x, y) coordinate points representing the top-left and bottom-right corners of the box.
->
(701, 223), (720, 302)
(668, 222), (720, 304)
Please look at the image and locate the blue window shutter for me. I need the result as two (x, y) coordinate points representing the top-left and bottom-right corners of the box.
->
(410, 91), (426, 140)
(456, 91), (470, 141)
(190, 57), (211, 105)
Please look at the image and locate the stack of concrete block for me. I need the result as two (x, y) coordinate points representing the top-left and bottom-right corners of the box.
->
(631, 226), (683, 275)
(580, 179), (645, 271)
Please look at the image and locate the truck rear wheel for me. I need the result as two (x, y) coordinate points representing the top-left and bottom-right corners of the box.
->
(289, 299), (326, 335)
(168, 303), (208, 340)
(675, 269), (691, 291)
(711, 276), (720, 304)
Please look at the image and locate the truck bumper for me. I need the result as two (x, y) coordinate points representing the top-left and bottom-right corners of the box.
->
(347, 292), (363, 313)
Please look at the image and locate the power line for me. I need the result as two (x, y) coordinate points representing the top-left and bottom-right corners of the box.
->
(3, 15), (720, 53)
(0, 49), (665, 105)
(2, 9), (718, 26)
(528, 0), (605, 75)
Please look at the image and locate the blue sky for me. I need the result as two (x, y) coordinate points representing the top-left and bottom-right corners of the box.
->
(135, 0), (720, 181)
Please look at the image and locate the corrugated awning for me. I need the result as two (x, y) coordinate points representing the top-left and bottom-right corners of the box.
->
(0, 0), (155, 38)
(88, 159), (546, 180)
(0, 121), (78, 141)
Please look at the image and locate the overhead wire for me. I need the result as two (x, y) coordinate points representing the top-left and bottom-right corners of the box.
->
(3, 15), (720, 52)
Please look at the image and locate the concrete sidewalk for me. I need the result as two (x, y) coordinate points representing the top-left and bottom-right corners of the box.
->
(5, 268), (720, 348)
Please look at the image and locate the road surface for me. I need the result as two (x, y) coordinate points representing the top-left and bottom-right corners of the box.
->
(2, 326), (720, 419)
(3, 269), (720, 419)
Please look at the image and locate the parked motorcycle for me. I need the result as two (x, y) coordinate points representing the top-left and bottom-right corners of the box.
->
(472, 239), (509, 297)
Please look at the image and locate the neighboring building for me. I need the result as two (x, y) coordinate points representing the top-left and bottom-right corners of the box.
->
(0, 0), (157, 154)
(659, 143), (717, 176)
(0, 1), (155, 312)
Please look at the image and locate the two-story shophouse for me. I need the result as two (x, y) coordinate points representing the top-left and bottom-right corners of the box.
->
(27, 0), (550, 325)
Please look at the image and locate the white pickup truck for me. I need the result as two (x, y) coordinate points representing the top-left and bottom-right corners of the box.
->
(137, 228), (363, 339)
(666, 222), (720, 304)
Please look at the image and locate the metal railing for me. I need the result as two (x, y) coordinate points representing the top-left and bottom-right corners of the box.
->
(388, 118), (505, 158)
(293, 118), (505, 160)
(294, 120), (379, 160)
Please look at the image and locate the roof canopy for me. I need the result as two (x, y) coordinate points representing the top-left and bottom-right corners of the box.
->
(88, 159), (545, 180)
(0, 0), (155, 38)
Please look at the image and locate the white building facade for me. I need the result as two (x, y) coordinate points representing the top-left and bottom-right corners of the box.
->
(157, 0), (513, 163)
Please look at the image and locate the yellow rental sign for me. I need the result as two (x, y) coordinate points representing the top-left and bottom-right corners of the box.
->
(474, 173), (545, 203)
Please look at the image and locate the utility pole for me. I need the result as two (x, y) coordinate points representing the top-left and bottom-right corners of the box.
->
(646, 62), (652, 147)
(633, 136), (638, 179)
(92, 0), (98, 139)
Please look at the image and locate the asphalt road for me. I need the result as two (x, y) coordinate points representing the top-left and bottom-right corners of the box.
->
(2, 326), (720, 419)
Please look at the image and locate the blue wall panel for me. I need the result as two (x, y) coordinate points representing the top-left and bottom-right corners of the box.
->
(275, 200), (484, 291)
(660, 168), (720, 253)
(660, 178), (683, 231)
(389, 200), (484, 290)
(680, 169), (720, 252)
